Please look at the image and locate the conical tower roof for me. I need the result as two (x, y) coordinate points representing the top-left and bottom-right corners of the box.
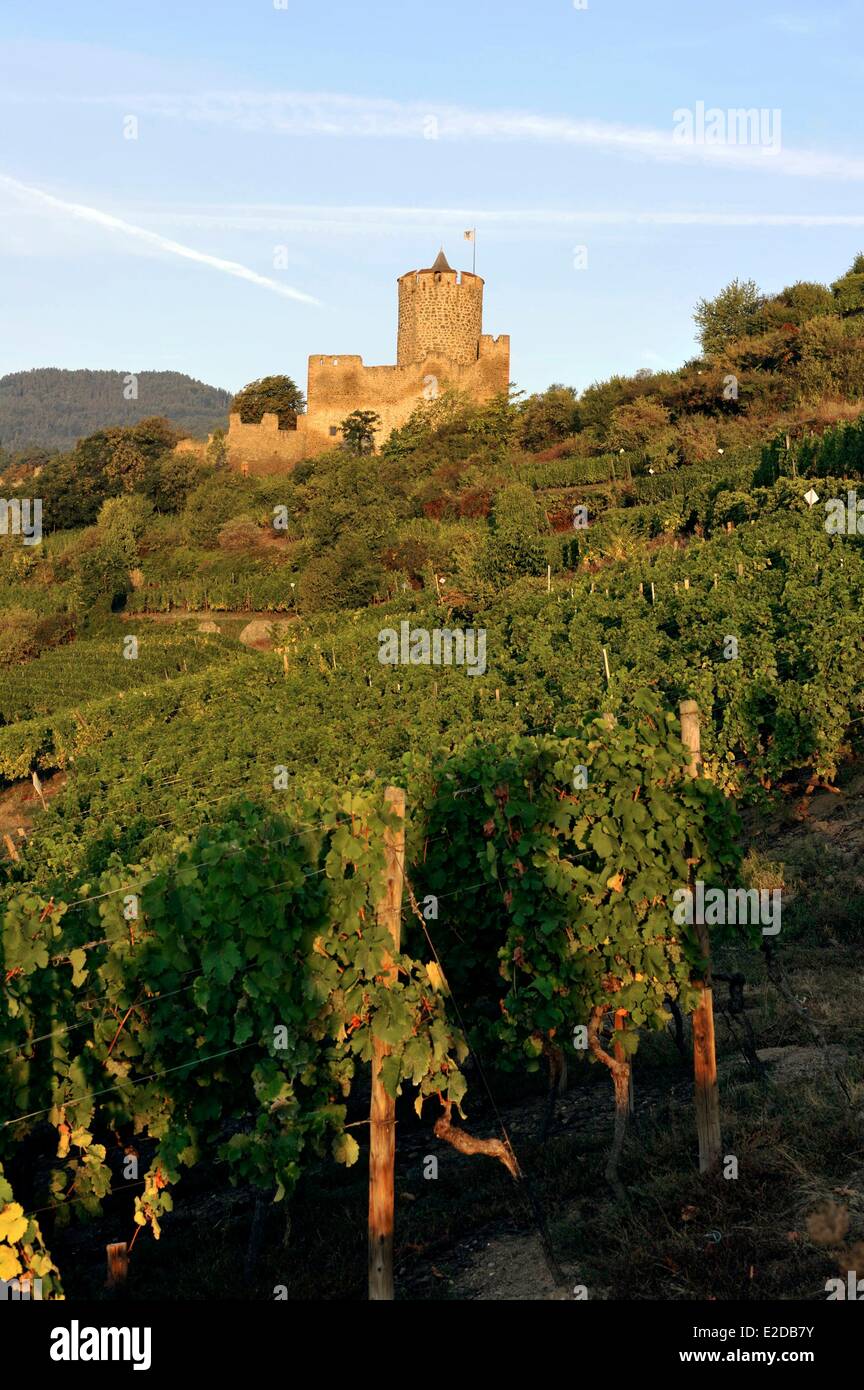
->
(429, 247), (452, 272)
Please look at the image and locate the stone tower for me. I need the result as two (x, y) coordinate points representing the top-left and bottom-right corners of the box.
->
(396, 248), (485, 367)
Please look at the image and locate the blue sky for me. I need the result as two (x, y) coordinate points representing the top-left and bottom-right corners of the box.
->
(1, 0), (862, 400)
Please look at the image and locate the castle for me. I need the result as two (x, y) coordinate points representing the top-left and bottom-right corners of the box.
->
(223, 249), (510, 474)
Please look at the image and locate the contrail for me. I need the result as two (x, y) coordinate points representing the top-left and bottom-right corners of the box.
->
(105, 90), (864, 184)
(0, 172), (320, 305)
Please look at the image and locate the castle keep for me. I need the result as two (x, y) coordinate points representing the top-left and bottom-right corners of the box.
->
(225, 250), (509, 474)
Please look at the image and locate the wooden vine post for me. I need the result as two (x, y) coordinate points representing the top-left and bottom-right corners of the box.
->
(368, 785), (406, 1301)
(105, 1241), (129, 1290)
(679, 700), (722, 1173)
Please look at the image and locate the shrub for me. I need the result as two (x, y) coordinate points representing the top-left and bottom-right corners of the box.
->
(0, 607), (41, 664)
(217, 516), (261, 551)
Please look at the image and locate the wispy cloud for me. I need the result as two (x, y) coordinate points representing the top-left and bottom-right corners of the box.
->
(0, 173), (320, 304)
(145, 203), (864, 234)
(85, 90), (864, 183)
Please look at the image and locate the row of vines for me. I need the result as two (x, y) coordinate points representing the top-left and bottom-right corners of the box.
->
(1, 700), (747, 1296)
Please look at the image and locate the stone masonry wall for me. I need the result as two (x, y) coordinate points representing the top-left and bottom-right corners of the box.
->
(397, 269), (483, 366)
(224, 337), (509, 476)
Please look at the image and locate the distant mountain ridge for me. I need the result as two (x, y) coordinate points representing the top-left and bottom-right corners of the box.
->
(0, 369), (232, 453)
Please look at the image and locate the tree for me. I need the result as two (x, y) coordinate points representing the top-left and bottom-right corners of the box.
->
(127, 416), (182, 459)
(481, 482), (547, 586)
(299, 534), (386, 613)
(340, 410), (381, 456)
(97, 494), (152, 563)
(771, 281), (835, 325)
(233, 376), (306, 429)
(105, 437), (147, 494)
(205, 428), (229, 469)
(518, 384), (580, 452)
(831, 254), (864, 317)
(694, 279), (764, 355)
(608, 398), (677, 472)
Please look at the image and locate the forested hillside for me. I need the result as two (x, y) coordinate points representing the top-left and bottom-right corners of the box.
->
(0, 368), (231, 453)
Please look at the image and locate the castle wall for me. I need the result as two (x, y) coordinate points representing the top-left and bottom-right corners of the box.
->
(223, 334), (510, 476)
(218, 258), (509, 476)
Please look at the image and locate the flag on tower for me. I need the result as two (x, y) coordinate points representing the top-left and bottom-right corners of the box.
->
(463, 229), (475, 241)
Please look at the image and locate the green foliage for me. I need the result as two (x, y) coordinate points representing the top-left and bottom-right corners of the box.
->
(832, 254), (864, 317)
(481, 482), (547, 586)
(771, 281), (835, 324)
(694, 279), (765, 355)
(38, 418), (184, 531)
(97, 494), (153, 562)
(0, 794), (467, 1258)
(0, 629), (250, 727)
(299, 535), (387, 614)
(415, 698), (744, 1066)
(233, 376), (306, 429)
(517, 385), (581, 452)
(609, 399), (677, 472)
(340, 410), (381, 456)
(183, 472), (262, 538)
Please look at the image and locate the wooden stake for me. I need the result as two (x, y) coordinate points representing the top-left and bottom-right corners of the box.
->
(368, 785), (406, 1301)
(679, 699), (703, 779)
(547, 564), (551, 593)
(679, 700), (722, 1174)
(602, 647), (611, 685)
(650, 582), (656, 605)
(3, 833), (20, 862)
(106, 1242), (128, 1289)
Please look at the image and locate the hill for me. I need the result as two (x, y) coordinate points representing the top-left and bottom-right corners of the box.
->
(2, 254), (864, 1309)
(0, 367), (231, 453)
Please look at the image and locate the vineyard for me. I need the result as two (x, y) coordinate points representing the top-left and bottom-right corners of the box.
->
(3, 437), (864, 1302)
(3, 291), (864, 1305)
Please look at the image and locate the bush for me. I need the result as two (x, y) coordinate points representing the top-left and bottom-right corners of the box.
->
(0, 607), (41, 664)
(299, 536), (386, 614)
(217, 516), (261, 551)
(480, 483), (547, 586)
(184, 474), (261, 539)
(97, 494), (153, 562)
